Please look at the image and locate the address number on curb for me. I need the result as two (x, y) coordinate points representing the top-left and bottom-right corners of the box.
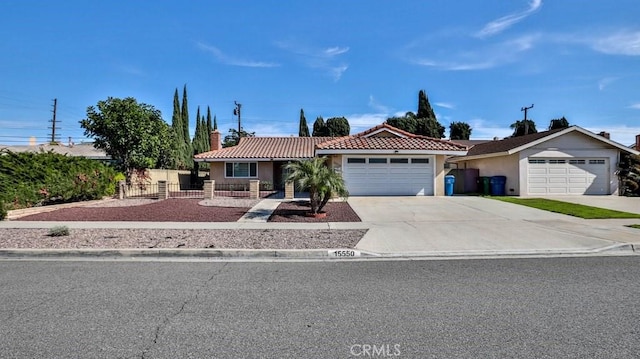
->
(328, 250), (361, 258)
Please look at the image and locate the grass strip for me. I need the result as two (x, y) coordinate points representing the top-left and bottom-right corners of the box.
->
(490, 197), (640, 219)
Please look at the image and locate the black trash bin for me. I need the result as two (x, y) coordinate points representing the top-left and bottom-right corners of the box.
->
(476, 176), (491, 195)
(490, 176), (507, 196)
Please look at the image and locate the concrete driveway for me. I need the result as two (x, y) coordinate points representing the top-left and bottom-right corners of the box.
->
(347, 196), (640, 255)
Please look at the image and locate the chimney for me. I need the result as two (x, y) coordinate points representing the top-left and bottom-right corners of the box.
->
(598, 131), (610, 140)
(210, 130), (221, 151)
(636, 134), (640, 150)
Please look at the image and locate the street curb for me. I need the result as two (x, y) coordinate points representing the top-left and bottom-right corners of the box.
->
(0, 243), (635, 260)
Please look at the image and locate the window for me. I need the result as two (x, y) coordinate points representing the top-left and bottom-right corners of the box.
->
(411, 158), (430, 164)
(549, 159), (566, 164)
(589, 159), (606, 165)
(347, 158), (365, 164)
(368, 158), (387, 164)
(225, 162), (257, 178)
(528, 159), (546, 164)
(390, 158), (409, 164)
(569, 159), (586, 164)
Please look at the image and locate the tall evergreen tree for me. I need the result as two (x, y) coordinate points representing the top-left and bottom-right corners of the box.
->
(206, 106), (213, 134)
(192, 106), (203, 154)
(326, 117), (350, 136)
(312, 116), (328, 137)
(415, 90), (444, 138)
(449, 122), (472, 140)
(298, 109), (310, 137)
(213, 115), (218, 131)
(180, 85), (193, 168)
(171, 88), (187, 169)
(417, 90), (436, 120)
(201, 115), (210, 151)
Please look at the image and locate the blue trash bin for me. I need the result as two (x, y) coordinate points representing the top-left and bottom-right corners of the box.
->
(490, 176), (507, 196)
(445, 175), (455, 196)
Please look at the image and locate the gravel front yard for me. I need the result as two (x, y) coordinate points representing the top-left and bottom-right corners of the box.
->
(0, 228), (367, 249)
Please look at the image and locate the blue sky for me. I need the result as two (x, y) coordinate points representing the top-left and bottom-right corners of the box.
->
(1, 0), (639, 147)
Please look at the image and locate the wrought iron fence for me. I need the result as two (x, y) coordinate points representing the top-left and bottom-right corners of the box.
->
(120, 181), (278, 199)
(167, 183), (204, 198)
(123, 183), (160, 199)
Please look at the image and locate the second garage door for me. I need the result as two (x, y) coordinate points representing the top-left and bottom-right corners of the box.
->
(527, 158), (609, 195)
(342, 156), (434, 196)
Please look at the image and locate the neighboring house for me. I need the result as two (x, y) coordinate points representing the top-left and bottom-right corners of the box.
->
(0, 143), (111, 161)
(448, 126), (640, 196)
(194, 123), (468, 196)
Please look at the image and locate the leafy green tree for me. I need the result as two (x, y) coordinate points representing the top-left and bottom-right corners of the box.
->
(618, 153), (640, 196)
(386, 116), (418, 133)
(222, 128), (255, 148)
(326, 117), (350, 136)
(510, 119), (538, 137)
(80, 97), (174, 182)
(549, 116), (570, 130)
(312, 116), (329, 137)
(449, 122), (472, 140)
(285, 156), (348, 214)
(385, 90), (444, 138)
(298, 109), (310, 137)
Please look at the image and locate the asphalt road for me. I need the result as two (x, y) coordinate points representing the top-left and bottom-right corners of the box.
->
(1, 257), (639, 358)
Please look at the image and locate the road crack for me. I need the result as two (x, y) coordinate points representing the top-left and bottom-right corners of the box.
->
(138, 262), (229, 359)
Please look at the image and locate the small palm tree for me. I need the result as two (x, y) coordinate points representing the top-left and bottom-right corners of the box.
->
(285, 157), (349, 214)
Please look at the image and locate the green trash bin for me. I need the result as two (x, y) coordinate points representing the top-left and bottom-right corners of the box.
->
(476, 176), (491, 195)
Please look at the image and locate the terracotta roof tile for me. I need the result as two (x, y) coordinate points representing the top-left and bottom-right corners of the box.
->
(316, 136), (468, 151)
(194, 136), (333, 160)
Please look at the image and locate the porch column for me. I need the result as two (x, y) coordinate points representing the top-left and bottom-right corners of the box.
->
(158, 180), (169, 200)
(249, 180), (260, 199)
(285, 181), (294, 200)
(203, 180), (215, 200)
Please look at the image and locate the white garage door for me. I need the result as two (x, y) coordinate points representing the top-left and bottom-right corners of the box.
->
(342, 156), (434, 196)
(527, 158), (609, 195)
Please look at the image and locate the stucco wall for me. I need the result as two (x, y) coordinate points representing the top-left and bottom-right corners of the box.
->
(434, 155), (446, 196)
(458, 153), (520, 195)
(207, 161), (274, 185)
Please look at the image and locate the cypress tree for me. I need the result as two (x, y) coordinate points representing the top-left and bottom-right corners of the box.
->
(180, 85), (193, 168)
(206, 106), (213, 134)
(201, 114), (210, 151)
(171, 88), (186, 169)
(415, 89), (444, 138)
(312, 116), (328, 137)
(298, 109), (310, 137)
(213, 115), (218, 131)
(193, 106), (202, 153)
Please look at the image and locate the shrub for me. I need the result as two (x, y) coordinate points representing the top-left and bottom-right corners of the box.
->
(0, 200), (6, 220)
(48, 225), (70, 237)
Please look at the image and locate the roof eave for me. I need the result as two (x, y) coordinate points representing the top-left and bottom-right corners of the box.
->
(448, 151), (511, 162)
(316, 149), (468, 155)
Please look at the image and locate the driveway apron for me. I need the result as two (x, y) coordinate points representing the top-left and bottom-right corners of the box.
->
(347, 196), (636, 254)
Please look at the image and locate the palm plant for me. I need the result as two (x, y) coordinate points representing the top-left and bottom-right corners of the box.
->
(285, 157), (349, 214)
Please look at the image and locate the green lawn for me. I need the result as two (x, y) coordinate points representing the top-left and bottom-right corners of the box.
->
(626, 224), (640, 229)
(490, 197), (640, 219)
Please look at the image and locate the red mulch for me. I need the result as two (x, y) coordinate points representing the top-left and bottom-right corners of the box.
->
(18, 199), (249, 222)
(268, 201), (361, 222)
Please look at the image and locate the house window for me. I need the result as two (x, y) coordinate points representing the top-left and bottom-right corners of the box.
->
(225, 162), (257, 178)
(347, 158), (366, 164)
(368, 158), (387, 164)
(589, 159), (606, 165)
(569, 159), (586, 164)
(528, 159), (546, 164)
(411, 158), (430, 164)
(390, 158), (409, 164)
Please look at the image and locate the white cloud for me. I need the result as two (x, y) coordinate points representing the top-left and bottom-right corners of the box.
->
(475, 0), (543, 38)
(435, 102), (455, 109)
(275, 40), (350, 81)
(368, 96), (391, 113)
(345, 113), (390, 133)
(590, 30), (640, 56)
(629, 103), (640, 110)
(584, 125), (640, 146)
(598, 77), (618, 91)
(196, 42), (280, 68)
(467, 118), (513, 140)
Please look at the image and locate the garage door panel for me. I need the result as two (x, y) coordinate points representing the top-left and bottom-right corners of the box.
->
(527, 158), (608, 195)
(343, 156), (434, 196)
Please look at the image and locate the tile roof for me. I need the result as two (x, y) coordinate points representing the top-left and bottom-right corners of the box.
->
(315, 136), (468, 151)
(0, 143), (110, 159)
(194, 136), (333, 160)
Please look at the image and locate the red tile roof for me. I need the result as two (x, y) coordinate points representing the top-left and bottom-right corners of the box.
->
(316, 136), (468, 151)
(194, 136), (333, 160)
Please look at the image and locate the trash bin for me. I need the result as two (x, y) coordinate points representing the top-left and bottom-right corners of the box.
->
(490, 176), (507, 196)
(477, 176), (491, 195)
(445, 175), (455, 196)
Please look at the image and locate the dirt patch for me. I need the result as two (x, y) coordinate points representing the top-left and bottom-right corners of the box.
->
(269, 201), (361, 222)
(0, 228), (367, 249)
(17, 199), (249, 222)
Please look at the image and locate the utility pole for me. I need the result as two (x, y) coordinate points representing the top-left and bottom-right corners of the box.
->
(520, 104), (534, 135)
(233, 101), (242, 136)
(48, 98), (60, 144)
